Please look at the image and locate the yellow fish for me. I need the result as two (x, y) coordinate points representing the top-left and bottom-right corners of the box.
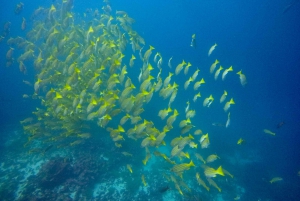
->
(220, 90), (227, 103)
(158, 107), (172, 120)
(121, 152), (132, 157)
(162, 72), (173, 88)
(175, 60), (187, 75)
(210, 59), (219, 73)
(224, 98), (235, 112)
(222, 66), (233, 80)
(223, 168), (234, 178)
(208, 43), (217, 57)
(214, 66), (223, 80)
(203, 95), (214, 107)
(195, 153), (206, 164)
(226, 112), (231, 128)
(204, 166), (225, 178)
(184, 77), (193, 90)
(200, 133), (210, 148)
(189, 141), (198, 149)
(142, 147), (151, 165)
(171, 160), (195, 172)
(141, 174), (147, 186)
(193, 78), (205, 90)
(270, 177), (283, 183)
(237, 138), (244, 145)
(21, 17), (26, 30)
(192, 68), (200, 80)
(207, 177), (221, 192)
(166, 109), (179, 128)
(170, 136), (183, 147)
(129, 54), (136, 67)
(184, 62), (192, 75)
(154, 52), (160, 63)
(196, 173), (209, 191)
(194, 129), (203, 135)
(237, 70), (247, 86)
(171, 145), (183, 158)
(263, 129), (276, 136)
(190, 34), (196, 48)
(168, 57), (173, 68)
(127, 164), (133, 173)
(179, 118), (191, 128)
(206, 154), (220, 163)
(143, 45), (155, 62)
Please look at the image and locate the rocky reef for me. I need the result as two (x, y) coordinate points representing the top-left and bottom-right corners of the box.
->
(18, 153), (105, 201)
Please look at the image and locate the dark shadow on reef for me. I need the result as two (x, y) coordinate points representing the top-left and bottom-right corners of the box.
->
(18, 153), (106, 201)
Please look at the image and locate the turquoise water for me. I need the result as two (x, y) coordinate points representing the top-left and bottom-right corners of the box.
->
(0, 0), (300, 200)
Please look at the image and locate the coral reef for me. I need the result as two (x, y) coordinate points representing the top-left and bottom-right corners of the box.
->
(38, 157), (73, 189)
(18, 153), (104, 201)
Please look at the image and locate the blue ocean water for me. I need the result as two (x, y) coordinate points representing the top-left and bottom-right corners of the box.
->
(0, 0), (300, 200)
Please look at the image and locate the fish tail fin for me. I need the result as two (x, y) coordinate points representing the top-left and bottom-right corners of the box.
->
(216, 166), (225, 176)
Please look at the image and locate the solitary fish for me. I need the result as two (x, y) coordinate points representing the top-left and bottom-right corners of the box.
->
(237, 138), (245, 145)
(190, 34), (196, 48)
(159, 186), (170, 193)
(263, 129), (275, 136)
(212, 123), (224, 127)
(277, 121), (285, 129)
(270, 177), (283, 183)
(237, 70), (247, 86)
(42, 145), (53, 155)
(283, 0), (300, 14)
(208, 43), (217, 56)
(21, 17), (26, 30)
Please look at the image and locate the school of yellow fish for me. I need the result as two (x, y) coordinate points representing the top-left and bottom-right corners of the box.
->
(4, 0), (252, 196)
